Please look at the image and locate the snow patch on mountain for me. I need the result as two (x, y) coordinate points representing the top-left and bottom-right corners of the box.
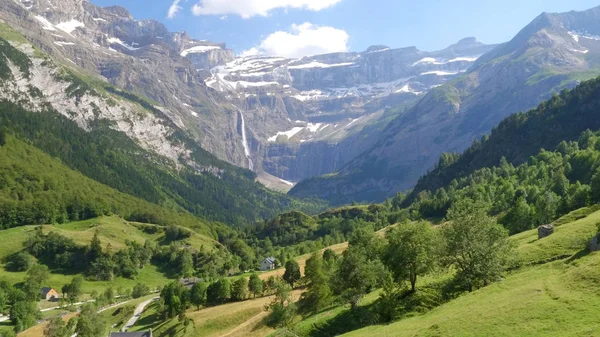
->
(268, 127), (305, 142)
(288, 61), (354, 69)
(107, 36), (140, 51)
(413, 57), (442, 66)
(53, 41), (75, 46)
(280, 178), (294, 186)
(180, 45), (221, 57)
(34, 15), (56, 31)
(346, 117), (363, 128)
(413, 56), (480, 66)
(568, 31), (600, 43)
(55, 20), (84, 35)
(447, 56), (479, 62)
(395, 84), (421, 95)
(421, 70), (462, 76)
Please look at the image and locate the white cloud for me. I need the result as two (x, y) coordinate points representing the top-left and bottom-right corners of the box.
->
(168, 0), (183, 19)
(239, 47), (261, 58)
(242, 23), (349, 58)
(191, 0), (342, 18)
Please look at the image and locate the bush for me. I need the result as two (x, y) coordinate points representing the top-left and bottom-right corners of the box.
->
(132, 283), (150, 299)
(165, 225), (192, 242)
(5, 252), (32, 272)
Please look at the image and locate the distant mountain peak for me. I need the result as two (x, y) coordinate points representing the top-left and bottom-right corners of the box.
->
(456, 37), (478, 45)
(365, 45), (390, 53)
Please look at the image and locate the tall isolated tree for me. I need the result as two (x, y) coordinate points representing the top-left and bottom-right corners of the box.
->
(179, 250), (195, 278)
(132, 283), (150, 299)
(443, 199), (512, 292)
(23, 264), (49, 301)
(87, 231), (103, 263)
(265, 281), (296, 328)
(62, 276), (84, 304)
(248, 273), (263, 298)
(384, 221), (437, 292)
(0, 128), (6, 146)
(283, 260), (301, 288)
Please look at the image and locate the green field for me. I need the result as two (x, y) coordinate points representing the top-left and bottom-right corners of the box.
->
(0, 215), (217, 294)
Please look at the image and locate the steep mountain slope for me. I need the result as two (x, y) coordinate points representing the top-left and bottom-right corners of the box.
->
(1, 0), (497, 187)
(1, 0), (249, 165)
(0, 23), (323, 227)
(291, 5), (600, 205)
(409, 75), (600, 202)
(0, 132), (222, 240)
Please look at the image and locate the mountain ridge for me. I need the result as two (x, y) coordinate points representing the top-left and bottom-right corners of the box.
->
(290, 5), (600, 205)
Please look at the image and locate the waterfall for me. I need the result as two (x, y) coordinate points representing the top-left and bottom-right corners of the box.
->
(239, 111), (254, 171)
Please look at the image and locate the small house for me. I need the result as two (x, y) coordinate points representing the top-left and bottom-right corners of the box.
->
(260, 257), (276, 271)
(41, 287), (58, 301)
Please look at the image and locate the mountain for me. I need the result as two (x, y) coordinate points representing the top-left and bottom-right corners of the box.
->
(203, 38), (495, 183)
(1, 0), (497, 191)
(2, 0), (250, 165)
(409, 75), (600, 204)
(290, 5), (600, 205)
(0, 14), (323, 227)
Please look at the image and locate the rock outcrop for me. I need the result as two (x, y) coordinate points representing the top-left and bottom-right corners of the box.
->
(538, 224), (555, 239)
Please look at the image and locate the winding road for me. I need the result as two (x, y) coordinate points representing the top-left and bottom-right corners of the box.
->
(121, 296), (159, 332)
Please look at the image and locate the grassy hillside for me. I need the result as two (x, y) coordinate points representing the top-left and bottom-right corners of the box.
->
(131, 289), (303, 337)
(0, 215), (218, 262)
(0, 134), (221, 236)
(0, 215), (219, 293)
(278, 209), (600, 337)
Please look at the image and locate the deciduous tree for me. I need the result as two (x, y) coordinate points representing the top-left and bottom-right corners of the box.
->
(384, 222), (437, 292)
(443, 200), (512, 291)
(283, 260), (301, 288)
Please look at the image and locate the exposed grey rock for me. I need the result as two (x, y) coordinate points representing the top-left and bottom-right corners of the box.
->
(589, 236), (600, 252)
(538, 224), (555, 239)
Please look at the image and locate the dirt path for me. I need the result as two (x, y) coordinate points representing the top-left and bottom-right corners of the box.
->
(218, 311), (269, 337)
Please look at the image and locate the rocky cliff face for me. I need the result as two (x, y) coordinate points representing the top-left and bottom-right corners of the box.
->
(291, 5), (600, 204)
(203, 37), (495, 182)
(2, 0), (253, 170)
(2, 0), (497, 186)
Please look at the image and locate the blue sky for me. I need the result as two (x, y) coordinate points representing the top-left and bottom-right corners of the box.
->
(90, 0), (599, 58)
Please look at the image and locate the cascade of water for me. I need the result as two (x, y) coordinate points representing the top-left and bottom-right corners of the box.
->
(239, 111), (254, 170)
